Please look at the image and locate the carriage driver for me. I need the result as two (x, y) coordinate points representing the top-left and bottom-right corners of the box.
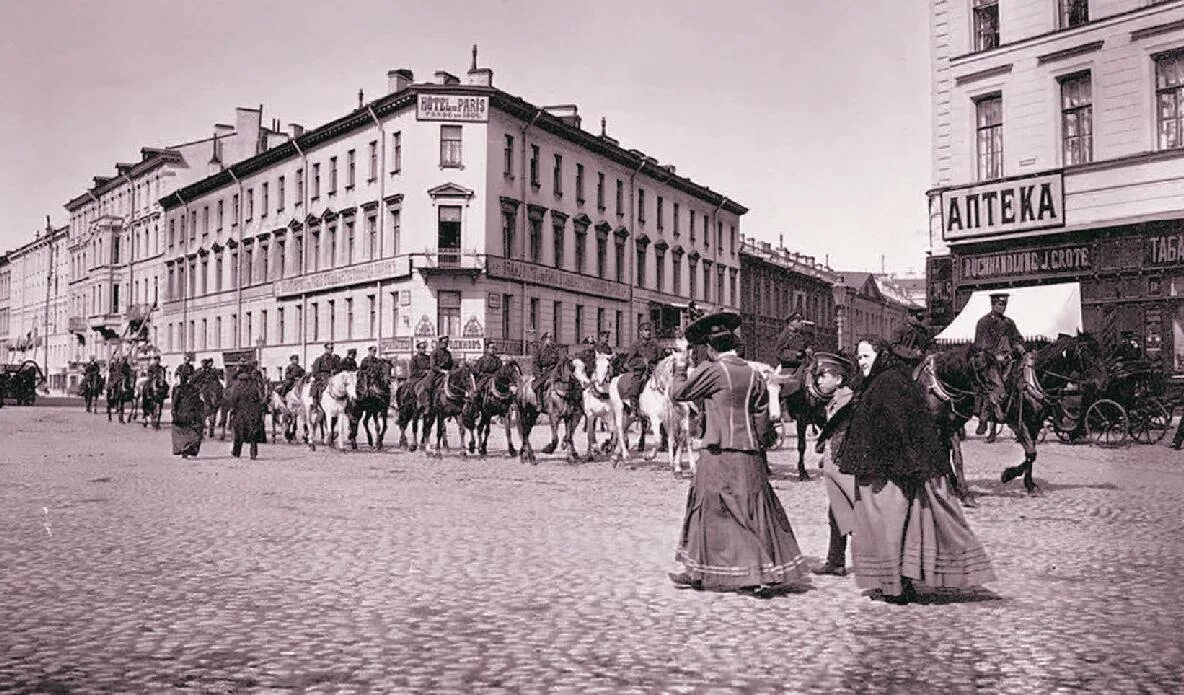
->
(310, 343), (341, 406)
(278, 355), (305, 397)
(175, 352), (196, 385)
(972, 292), (1026, 434)
(620, 322), (660, 414)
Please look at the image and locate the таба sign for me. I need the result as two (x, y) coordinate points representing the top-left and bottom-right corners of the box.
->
(940, 172), (1064, 241)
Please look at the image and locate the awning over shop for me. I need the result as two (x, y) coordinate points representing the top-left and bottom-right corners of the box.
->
(935, 281), (1082, 342)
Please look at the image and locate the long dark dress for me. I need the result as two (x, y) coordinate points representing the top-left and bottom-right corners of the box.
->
(225, 374), (267, 452)
(837, 344), (996, 596)
(170, 383), (205, 457)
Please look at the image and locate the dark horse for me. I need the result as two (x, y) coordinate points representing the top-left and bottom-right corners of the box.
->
(914, 345), (1006, 504)
(395, 375), (428, 452)
(105, 367), (135, 423)
(535, 358), (583, 463)
(773, 356), (829, 482)
(428, 364), (476, 457)
(196, 373), (228, 439)
(349, 367), (392, 450)
(81, 371), (105, 413)
(139, 373), (170, 430)
(997, 333), (1106, 494)
(467, 360), (521, 458)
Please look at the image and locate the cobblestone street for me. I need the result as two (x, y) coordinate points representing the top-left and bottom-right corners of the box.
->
(2, 406), (1183, 694)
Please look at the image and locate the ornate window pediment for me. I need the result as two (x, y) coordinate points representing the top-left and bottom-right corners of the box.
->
(383, 193), (405, 207)
(499, 196), (521, 214)
(305, 213), (321, 227)
(595, 221), (612, 239)
(427, 182), (475, 199)
(572, 213), (592, 229)
(527, 204), (548, 222)
(613, 226), (630, 239)
(550, 209), (569, 224)
(322, 207), (339, 222)
(287, 217), (304, 231)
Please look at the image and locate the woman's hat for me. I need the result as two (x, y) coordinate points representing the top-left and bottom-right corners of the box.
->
(685, 311), (742, 345)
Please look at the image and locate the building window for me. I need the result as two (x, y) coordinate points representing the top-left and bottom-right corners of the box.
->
(202, 206), (210, 234)
(294, 235), (303, 275)
(390, 208), (401, 256)
(530, 145), (540, 187)
(369, 141), (378, 180)
(201, 318), (208, 349)
(730, 225), (736, 255)
(329, 156), (338, 194)
(347, 149), (356, 188)
(261, 182), (269, 217)
(575, 228), (587, 273)
(530, 218), (543, 264)
(689, 210), (696, 243)
(311, 303), (319, 341)
(973, 0), (999, 52)
(689, 260), (698, 299)
(717, 265), (725, 305)
(312, 163), (321, 199)
(657, 196), (664, 230)
(730, 269), (737, 306)
(1059, 0), (1088, 29)
(328, 224), (337, 268)
(597, 236), (607, 278)
(638, 189), (646, 222)
(1061, 72), (1093, 165)
(368, 295), (376, 337)
(296, 168), (304, 203)
(328, 300), (336, 340)
(615, 179), (624, 215)
(636, 245), (647, 288)
(243, 246), (254, 286)
(366, 213), (377, 260)
(615, 310), (622, 347)
(440, 125), (462, 168)
(311, 231), (320, 272)
(655, 247), (666, 291)
(717, 221), (723, 249)
(215, 252), (223, 292)
(576, 163), (585, 203)
(553, 219), (565, 268)
(673, 203), (681, 236)
(346, 298), (354, 339)
(529, 297), (539, 333)
(501, 294), (513, 339)
(346, 220), (355, 265)
(392, 131), (402, 173)
(976, 95), (1003, 180)
(597, 172), (605, 210)
(261, 310), (269, 343)
(575, 305), (584, 343)
(504, 134), (514, 177)
(200, 258), (208, 295)
(278, 308), (285, 343)
(553, 300), (562, 343)
(217, 200), (224, 230)
(277, 176), (285, 211)
(673, 256), (682, 294)
(615, 239), (625, 284)
(232, 194), (240, 223)
(1156, 51), (1184, 151)
(703, 262), (712, 302)
(439, 290), (462, 337)
(553, 154), (563, 196)
(502, 209), (516, 259)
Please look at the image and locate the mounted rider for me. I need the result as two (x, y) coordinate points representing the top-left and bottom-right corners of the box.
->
(418, 335), (454, 409)
(146, 354), (167, 385)
(474, 340), (502, 394)
(193, 358), (219, 389)
(84, 356), (101, 383)
(338, 348), (359, 373)
(310, 342), (341, 407)
(175, 352), (196, 385)
(619, 322), (661, 414)
(973, 292), (1026, 434)
(574, 335), (598, 381)
(532, 332), (562, 405)
(408, 341), (431, 384)
(774, 311), (814, 397)
(277, 354), (305, 397)
(889, 307), (934, 370)
(358, 346), (386, 393)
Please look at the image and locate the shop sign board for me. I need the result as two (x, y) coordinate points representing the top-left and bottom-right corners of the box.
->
(940, 172), (1065, 241)
(957, 244), (1091, 281)
(378, 337), (412, 355)
(1144, 229), (1184, 267)
(486, 257), (630, 300)
(926, 255), (954, 326)
(416, 95), (489, 122)
(273, 257), (410, 298)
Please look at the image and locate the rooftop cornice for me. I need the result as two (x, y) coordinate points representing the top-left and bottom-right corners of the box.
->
(65, 149), (184, 211)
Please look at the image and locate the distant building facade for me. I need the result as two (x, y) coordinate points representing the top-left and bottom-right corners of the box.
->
(833, 272), (917, 354)
(158, 57), (746, 374)
(928, 0), (1184, 367)
(6, 225), (70, 391)
(738, 237), (838, 362)
(0, 255), (9, 352)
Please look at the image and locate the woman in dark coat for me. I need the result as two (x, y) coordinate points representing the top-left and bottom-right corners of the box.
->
(170, 373), (205, 459)
(836, 338), (995, 604)
(225, 365), (267, 459)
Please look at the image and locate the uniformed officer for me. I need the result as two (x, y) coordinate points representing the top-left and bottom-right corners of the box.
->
(409, 342), (432, 383)
(419, 335), (454, 408)
(532, 332), (562, 404)
(278, 355), (305, 396)
(339, 348), (359, 373)
(175, 352), (196, 385)
(193, 358), (218, 389)
(811, 351), (857, 576)
(359, 346), (383, 377)
(310, 343), (340, 405)
(574, 335), (598, 383)
(474, 340), (503, 393)
(774, 311), (814, 398)
(84, 356), (101, 380)
(620, 322), (660, 414)
(146, 354), (167, 385)
(973, 292), (1025, 433)
(890, 307), (933, 369)
(594, 330), (614, 356)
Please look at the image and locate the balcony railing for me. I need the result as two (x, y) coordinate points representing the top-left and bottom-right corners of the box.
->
(413, 249), (485, 279)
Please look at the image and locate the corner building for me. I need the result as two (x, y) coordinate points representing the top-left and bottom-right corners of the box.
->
(160, 59), (746, 374)
(928, 0), (1184, 367)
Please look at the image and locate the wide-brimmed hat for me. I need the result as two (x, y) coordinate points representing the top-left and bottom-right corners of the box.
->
(685, 311), (742, 346)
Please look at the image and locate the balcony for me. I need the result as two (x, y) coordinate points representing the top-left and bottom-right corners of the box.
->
(89, 313), (121, 332)
(413, 249), (485, 281)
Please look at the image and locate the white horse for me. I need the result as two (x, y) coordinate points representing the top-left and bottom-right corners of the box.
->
(609, 342), (698, 475)
(299, 372), (357, 450)
(573, 352), (617, 461)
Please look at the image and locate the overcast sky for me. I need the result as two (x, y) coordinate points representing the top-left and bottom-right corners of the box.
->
(0, 0), (931, 274)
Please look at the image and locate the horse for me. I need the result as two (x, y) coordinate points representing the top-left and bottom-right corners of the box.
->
(997, 333), (1106, 494)
(309, 370), (357, 450)
(531, 358), (583, 463)
(468, 360), (521, 458)
(195, 373), (229, 440)
(573, 352), (618, 462)
(81, 371), (105, 413)
(138, 373), (169, 430)
(609, 350), (697, 474)
(278, 374), (317, 450)
(126, 375), (148, 423)
(763, 357), (829, 481)
(105, 368), (135, 423)
(428, 364), (477, 457)
(349, 367), (392, 450)
(268, 382), (295, 443)
(914, 345), (1006, 504)
(394, 375), (429, 452)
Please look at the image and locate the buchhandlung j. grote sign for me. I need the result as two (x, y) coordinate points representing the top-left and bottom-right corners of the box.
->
(958, 244), (1091, 281)
(940, 172), (1064, 241)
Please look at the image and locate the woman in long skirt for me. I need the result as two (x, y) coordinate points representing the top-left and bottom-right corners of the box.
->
(667, 312), (808, 597)
(225, 364), (267, 460)
(170, 374), (205, 459)
(836, 338), (996, 604)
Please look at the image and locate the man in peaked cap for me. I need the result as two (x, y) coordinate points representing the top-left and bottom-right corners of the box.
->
(774, 311), (815, 399)
(338, 348), (359, 373)
(278, 354), (305, 397)
(890, 306), (933, 370)
(310, 342), (340, 409)
(175, 352), (196, 385)
(620, 322), (660, 415)
(532, 332), (562, 406)
(810, 350), (857, 576)
(973, 292), (1025, 434)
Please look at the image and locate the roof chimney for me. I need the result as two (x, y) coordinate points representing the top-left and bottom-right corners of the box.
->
(358, 89), (364, 108)
(387, 69), (414, 94)
(542, 104), (581, 129)
(435, 70), (460, 86)
(466, 44), (494, 86)
(289, 123), (304, 138)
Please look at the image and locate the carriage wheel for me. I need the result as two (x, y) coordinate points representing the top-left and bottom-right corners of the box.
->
(1085, 399), (1128, 447)
(1130, 399), (1170, 444)
(1051, 403), (1083, 444)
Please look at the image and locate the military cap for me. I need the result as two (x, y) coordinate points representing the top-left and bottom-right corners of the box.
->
(638, 322), (653, 331)
(989, 293), (1009, 302)
(367, 345), (377, 352)
(813, 352), (852, 377)
(324, 342), (334, 349)
(685, 311), (742, 346)
(438, 334), (450, 340)
(599, 330), (611, 337)
(347, 348), (357, 355)
(201, 357), (214, 365)
(786, 311), (804, 322)
(416, 341), (428, 350)
(289, 354), (300, 361)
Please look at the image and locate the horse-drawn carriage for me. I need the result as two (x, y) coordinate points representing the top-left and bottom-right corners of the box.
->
(1043, 357), (1173, 447)
(0, 360), (46, 406)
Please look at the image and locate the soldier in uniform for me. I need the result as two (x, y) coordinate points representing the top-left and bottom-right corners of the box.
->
(309, 343), (341, 407)
(619, 322), (660, 414)
(574, 335), (598, 381)
(146, 354), (167, 384)
(339, 348), (359, 373)
(811, 352), (857, 576)
(667, 311), (807, 596)
(595, 330), (614, 357)
(277, 355), (305, 397)
(890, 307), (933, 370)
(193, 358), (218, 389)
(774, 312), (814, 398)
(473, 340), (503, 394)
(532, 332), (562, 405)
(175, 352), (196, 385)
(972, 292), (1025, 434)
(84, 356), (101, 381)
(420, 335), (454, 409)
(409, 342), (432, 384)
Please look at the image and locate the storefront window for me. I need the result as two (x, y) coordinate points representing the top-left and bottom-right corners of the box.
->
(1172, 305), (1184, 371)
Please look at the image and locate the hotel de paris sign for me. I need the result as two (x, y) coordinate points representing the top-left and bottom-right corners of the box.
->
(416, 95), (489, 122)
(940, 172), (1065, 242)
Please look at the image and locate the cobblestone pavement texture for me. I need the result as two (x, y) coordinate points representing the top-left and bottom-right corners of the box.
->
(1, 406), (1183, 694)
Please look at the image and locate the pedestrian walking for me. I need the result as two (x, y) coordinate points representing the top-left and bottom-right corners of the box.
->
(170, 372), (205, 459)
(667, 311), (808, 598)
(837, 338), (996, 604)
(225, 365), (266, 459)
(810, 352), (857, 577)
